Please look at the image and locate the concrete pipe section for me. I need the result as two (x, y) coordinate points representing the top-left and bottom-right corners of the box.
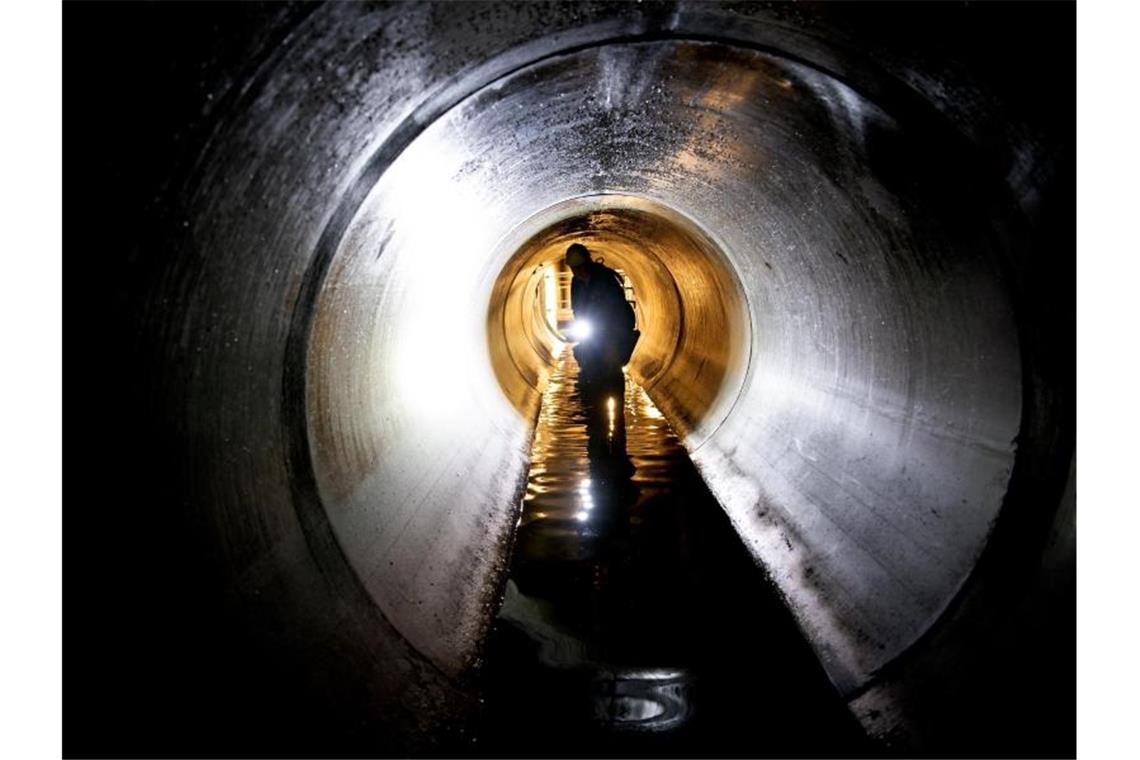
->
(69, 1), (1074, 756)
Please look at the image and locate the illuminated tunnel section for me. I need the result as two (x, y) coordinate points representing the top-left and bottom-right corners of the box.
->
(487, 196), (750, 443)
(118, 1), (1073, 754)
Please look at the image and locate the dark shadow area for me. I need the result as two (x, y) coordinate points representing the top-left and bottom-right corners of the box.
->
(63, 4), (381, 758)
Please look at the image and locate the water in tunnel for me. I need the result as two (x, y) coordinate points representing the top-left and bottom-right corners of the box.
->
(67, 2), (1074, 756)
(477, 348), (870, 756)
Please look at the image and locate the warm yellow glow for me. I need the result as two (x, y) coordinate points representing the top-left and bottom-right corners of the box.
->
(543, 264), (559, 332)
(486, 195), (750, 439)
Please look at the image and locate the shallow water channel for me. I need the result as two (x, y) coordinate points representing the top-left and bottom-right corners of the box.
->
(477, 349), (871, 757)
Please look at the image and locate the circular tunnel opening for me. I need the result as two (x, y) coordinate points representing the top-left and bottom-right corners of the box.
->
(486, 194), (751, 445)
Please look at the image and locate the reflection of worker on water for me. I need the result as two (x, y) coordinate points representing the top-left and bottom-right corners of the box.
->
(564, 243), (639, 398)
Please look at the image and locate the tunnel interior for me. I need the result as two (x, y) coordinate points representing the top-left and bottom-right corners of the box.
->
(300, 30), (1024, 697)
(67, 2), (1074, 757)
(486, 196), (751, 440)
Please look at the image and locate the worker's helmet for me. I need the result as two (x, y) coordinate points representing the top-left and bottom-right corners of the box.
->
(565, 243), (590, 268)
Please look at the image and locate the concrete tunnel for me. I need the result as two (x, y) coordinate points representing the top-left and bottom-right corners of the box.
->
(67, 1), (1074, 756)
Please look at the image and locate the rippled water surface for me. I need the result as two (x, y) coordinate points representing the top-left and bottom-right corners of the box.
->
(477, 348), (871, 757)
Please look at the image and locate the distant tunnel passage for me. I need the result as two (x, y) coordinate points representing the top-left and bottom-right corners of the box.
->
(150, 2), (1072, 750)
(487, 197), (750, 444)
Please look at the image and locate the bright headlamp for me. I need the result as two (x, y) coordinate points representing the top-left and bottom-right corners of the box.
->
(567, 319), (593, 342)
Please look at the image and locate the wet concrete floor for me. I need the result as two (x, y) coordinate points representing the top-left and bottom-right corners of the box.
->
(476, 349), (873, 757)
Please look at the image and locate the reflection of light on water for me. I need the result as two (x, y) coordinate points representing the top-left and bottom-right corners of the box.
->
(629, 381), (665, 420)
(579, 478), (593, 509)
(507, 351), (703, 732)
(576, 477), (593, 522)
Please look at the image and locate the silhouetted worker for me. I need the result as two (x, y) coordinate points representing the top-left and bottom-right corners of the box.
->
(564, 243), (638, 399)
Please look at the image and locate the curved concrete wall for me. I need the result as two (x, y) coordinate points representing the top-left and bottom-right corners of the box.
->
(116, 1), (1073, 751)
